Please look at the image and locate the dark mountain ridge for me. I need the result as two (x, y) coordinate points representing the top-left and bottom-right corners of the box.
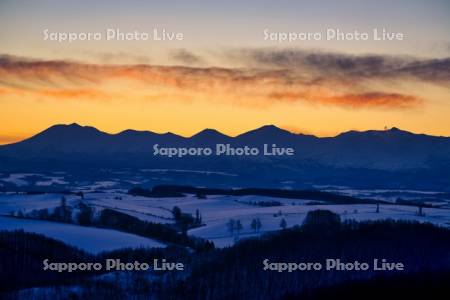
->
(2, 123), (448, 166)
(0, 123), (449, 190)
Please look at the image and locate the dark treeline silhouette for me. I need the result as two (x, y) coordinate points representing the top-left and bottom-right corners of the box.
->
(17, 196), (77, 224)
(14, 199), (213, 252)
(0, 230), (192, 295)
(236, 199), (283, 207)
(129, 185), (381, 204)
(98, 209), (213, 251)
(301, 209), (342, 231)
(284, 271), (450, 300)
(168, 218), (450, 300)
(171, 206), (203, 236)
(2, 214), (450, 299)
(395, 198), (434, 208)
(129, 187), (186, 198)
(0, 230), (96, 292)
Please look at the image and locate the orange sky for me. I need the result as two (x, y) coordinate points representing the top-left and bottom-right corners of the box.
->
(1, 53), (449, 144)
(1, 1), (449, 144)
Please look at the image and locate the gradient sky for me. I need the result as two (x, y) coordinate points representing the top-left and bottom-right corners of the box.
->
(1, 0), (449, 144)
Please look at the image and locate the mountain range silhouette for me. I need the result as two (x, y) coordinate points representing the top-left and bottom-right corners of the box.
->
(1, 123), (449, 190)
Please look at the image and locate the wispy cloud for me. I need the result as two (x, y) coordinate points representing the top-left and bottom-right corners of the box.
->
(78, 51), (152, 65)
(0, 51), (442, 110)
(226, 49), (450, 83)
(169, 49), (205, 66)
(268, 91), (421, 109)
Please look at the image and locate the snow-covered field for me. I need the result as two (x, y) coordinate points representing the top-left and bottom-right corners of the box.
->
(0, 193), (79, 215)
(0, 216), (164, 253)
(86, 193), (450, 247)
(36, 177), (68, 186)
(0, 173), (43, 186)
(1, 191), (449, 248)
(314, 185), (449, 206)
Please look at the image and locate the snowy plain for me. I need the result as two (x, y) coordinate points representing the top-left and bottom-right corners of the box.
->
(1, 190), (449, 249)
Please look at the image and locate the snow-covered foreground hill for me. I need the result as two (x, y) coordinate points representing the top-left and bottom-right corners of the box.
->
(1, 191), (449, 249)
(0, 216), (164, 253)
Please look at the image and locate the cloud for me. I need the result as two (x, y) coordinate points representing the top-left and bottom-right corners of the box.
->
(267, 91), (420, 109)
(226, 48), (450, 84)
(79, 51), (152, 65)
(170, 49), (205, 66)
(0, 53), (436, 109)
(321, 92), (421, 109)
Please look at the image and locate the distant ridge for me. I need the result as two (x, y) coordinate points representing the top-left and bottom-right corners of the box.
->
(0, 123), (449, 190)
(0, 123), (450, 189)
(5, 123), (449, 145)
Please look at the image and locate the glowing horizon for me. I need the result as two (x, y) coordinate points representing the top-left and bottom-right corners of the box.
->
(1, 0), (449, 145)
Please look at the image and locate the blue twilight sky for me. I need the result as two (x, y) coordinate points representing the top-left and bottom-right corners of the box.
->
(1, 0), (449, 64)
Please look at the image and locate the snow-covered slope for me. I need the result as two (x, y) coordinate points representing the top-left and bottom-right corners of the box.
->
(0, 216), (165, 253)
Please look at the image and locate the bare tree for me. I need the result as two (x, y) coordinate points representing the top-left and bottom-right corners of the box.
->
(256, 218), (262, 233)
(280, 218), (287, 230)
(226, 219), (236, 236)
(251, 219), (258, 233)
(417, 205), (425, 217)
(251, 218), (262, 233)
(236, 220), (243, 237)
